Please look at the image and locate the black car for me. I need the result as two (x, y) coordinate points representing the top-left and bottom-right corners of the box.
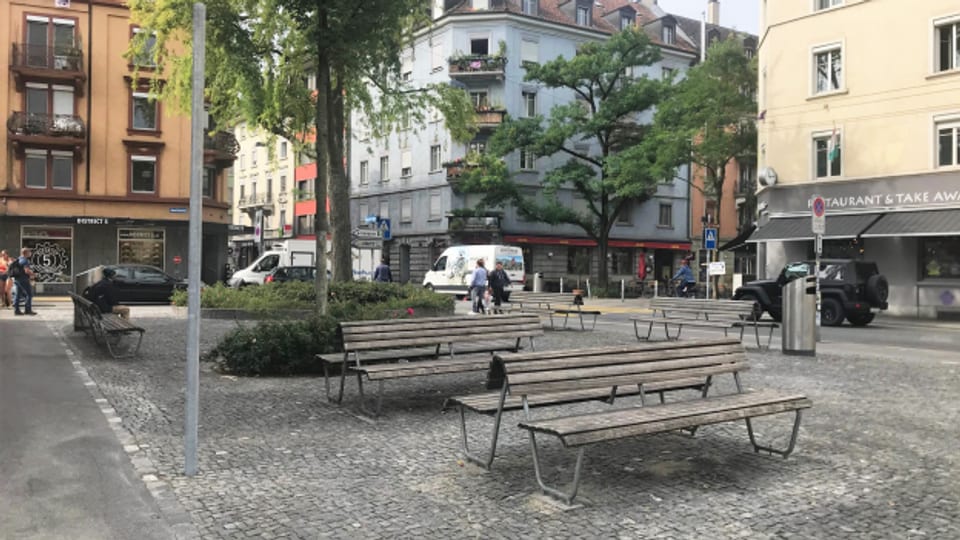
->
(733, 259), (889, 327)
(264, 266), (319, 284)
(99, 264), (190, 304)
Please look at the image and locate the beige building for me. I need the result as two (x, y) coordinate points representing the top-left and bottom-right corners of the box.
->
(1, 0), (235, 289)
(753, 0), (960, 318)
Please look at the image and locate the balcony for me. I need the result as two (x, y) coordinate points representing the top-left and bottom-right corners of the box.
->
(734, 179), (756, 206)
(238, 193), (274, 214)
(447, 212), (503, 244)
(448, 55), (506, 81)
(11, 43), (86, 94)
(204, 130), (240, 168)
(475, 108), (506, 129)
(7, 112), (86, 157)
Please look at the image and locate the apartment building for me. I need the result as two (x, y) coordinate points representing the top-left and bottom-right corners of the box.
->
(753, 0), (960, 318)
(349, 0), (701, 287)
(1, 0), (235, 290)
(229, 124), (297, 268)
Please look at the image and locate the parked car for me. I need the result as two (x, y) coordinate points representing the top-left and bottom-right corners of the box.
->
(264, 266), (320, 284)
(90, 264), (191, 304)
(733, 259), (889, 326)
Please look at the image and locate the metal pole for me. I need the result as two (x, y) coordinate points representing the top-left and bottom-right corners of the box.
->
(184, 2), (205, 477)
(815, 233), (822, 342)
(620, 279), (624, 302)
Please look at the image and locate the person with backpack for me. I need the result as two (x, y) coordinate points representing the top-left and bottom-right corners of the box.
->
(487, 261), (511, 314)
(0, 250), (11, 308)
(10, 247), (37, 316)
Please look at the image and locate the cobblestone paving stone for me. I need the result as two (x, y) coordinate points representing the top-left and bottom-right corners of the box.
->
(43, 305), (959, 539)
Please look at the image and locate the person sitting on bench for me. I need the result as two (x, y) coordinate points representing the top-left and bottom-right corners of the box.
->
(87, 268), (131, 320)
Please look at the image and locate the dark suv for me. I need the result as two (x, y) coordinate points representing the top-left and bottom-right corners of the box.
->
(733, 259), (889, 326)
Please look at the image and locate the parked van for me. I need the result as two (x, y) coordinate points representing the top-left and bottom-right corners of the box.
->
(229, 240), (317, 287)
(422, 245), (525, 299)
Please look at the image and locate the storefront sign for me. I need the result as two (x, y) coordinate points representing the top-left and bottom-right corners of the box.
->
(21, 226), (73, 283)
(169, 207), (188, 214)
(76, 217), (110, 225)
(118, 229), (165, 267)
(760, 172), (960, 215)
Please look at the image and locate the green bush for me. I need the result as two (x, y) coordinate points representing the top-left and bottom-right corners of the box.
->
(207, 315), (339, 376)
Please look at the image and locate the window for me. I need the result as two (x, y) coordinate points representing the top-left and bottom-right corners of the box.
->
(202, 168), (216, 198)
(359, 160), (369, 184)
(25, 83), (74, 117)
(521, 39), (538, 67)
(472, 0), (489, 10)
(24, 149), (73, 190)
(662, 24), (676, 45)
(252, 180), (257, 197)
(519, 148), (536, 170)
(251, 147), (257, 166)
(616, 200), (632, 225)
(380, 156), (389, 182)
(814, 131), (842, 178)
(576, 5), (590, 26)
(379, 200), (389, 220)
(430, 145), (442, 171)
(567, 247), (591, 274)
(431, 42), (444, 72)
(658, 203), (673, 227)
(401, 150), (412, 177)
(279, 141), (287, 158)
(470, 91), (489, 109)
(359, 203), (369, 224)
(131, 27), (157, 67)
(937, 119), (960, 167)
(279, 210), (286, 232)
(118, 229), (164, 267)
(22, 225), (73, 283)
(131, 92), (158, 131)
(662, 67), (676, 81)
(922, 237), (960, 279)
(610, 249), (633, 275)
(130, 156), (157, 194)
(25, 16), (76, 69)
(401, 53), (413, 81)
(813, 44), (842, 94)
(280, 175), (287, 193)
(468, 140), (487, 155)
(470, 38), (489, 55)
(935, 17), (960, 73)
(296, 179), (311, 200)
(522, 0), (538, 16)
(266, 177), (273, 199)
(297, 215), (314, 235)
(814, 0), (842, 11)
(522, 91), (537, 117)
(433, 255), (448, 271)
(401, 198), (413, 223)
(620, 14), (635, 31)
(239, 155), (244, 170)
(429, 191), (442, 220)
(738, 161), (757, 192)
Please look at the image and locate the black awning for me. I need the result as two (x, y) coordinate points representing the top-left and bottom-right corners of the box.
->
(861, 209), (960, 237)
(719, 224), (756, 251)
(748, 214), (881, 242)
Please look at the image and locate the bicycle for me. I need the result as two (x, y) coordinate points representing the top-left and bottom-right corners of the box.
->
(672, 279), (698, 298)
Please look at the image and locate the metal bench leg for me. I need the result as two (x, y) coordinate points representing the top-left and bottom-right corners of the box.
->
(766, 325), (775, 350)
(745, 409), (804, 458)
(529, 336), (536, 352)
(459, 385), (508, 470)
(355, 374), (385, 419)
(634, 320), (654, 341)
(528, 431), (585, 506)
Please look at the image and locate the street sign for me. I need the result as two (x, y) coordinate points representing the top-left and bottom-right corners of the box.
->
(352, 228), (382, 239)
(708, 261), (726, 276)
(173, 256), (182, 264)
(704, 228), (718, 250)
(352, 238), (384, 249)
(812, 195), (826, 235)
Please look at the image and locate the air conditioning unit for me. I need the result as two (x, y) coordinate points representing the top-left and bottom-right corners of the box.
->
(758, 167), (778, 187)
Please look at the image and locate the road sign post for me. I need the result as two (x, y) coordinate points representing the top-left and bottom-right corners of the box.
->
(703, 228), (718, 299)
(812, 195), (826, 340)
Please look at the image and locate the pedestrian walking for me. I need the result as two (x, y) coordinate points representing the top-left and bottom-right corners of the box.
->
(0, 250), (12, 308)
(373, 258), (393, 283)
(10, 247), (37, 316)
(487, 261), (510, 314)
(469, 259), (488, 314)
(86, 267), (131, 319)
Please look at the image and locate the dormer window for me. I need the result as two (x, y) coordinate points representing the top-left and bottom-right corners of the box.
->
(522, 0), (538, 16)
(620, 14), (635, 31)
(707, 28), (722, 45)
(576, 3), (591, 26)
(662, 23), (676, 45)
(472, 0), (489, 10)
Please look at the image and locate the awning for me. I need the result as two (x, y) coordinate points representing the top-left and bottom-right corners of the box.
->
(747, 214), (881, 242)
(719, 224), (756, 251)
(861, 209), (960, 237)
(503, 235), (691, 251)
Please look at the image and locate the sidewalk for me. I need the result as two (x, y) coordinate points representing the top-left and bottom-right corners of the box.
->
(0, 312), (178, 540)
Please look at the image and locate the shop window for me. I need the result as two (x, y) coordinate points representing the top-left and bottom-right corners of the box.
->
(610, 248), (633, 275)
(567, 246), (591, 275)
(21, 225), (73, 283)
(118, 229), (165, 267)
(922, 237), (960, 279)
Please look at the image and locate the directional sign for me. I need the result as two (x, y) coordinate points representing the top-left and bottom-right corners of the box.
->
(812, 195), (826, 235)
(352, 238), (384, 249)
(352, 228), (382, 239)
(704, 228), (718, 250)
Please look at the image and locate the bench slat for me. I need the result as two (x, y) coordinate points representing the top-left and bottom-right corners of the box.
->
(496, 338), (738, 364)
(346, 329), (543, 352)
(509, 362), (749, 396)
(343, 322), (542, 343)
(506, 352), (744, 386)
(500, 343), (744, 375)
(340, 314), (537, 331)
(357, 356), (495, 380)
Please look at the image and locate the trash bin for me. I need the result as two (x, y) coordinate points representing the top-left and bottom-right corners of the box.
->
(532, 272), (544, 292)
(73, 266), (104, 331)
(782, 274), (816, 356)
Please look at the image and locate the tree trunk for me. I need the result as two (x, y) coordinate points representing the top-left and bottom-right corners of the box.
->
(312, 9), (330, 315)
(711, 165), (726, 300)
(328, 72), (352, 282)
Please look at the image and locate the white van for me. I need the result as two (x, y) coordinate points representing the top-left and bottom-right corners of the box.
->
(422, 245), (525, 299)
(229, 240), (317, 287)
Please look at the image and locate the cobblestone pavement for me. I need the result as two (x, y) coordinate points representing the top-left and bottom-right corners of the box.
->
(39, 303), (959, 539)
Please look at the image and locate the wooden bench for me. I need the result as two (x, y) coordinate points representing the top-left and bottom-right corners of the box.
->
(505, 291), (602, 331)
(491, 340), (811, 505)
(68, 292), (145, 359)
(446, 338), (745, 469)
(316, 314), (544, 417)
(631, 298), (779, 349)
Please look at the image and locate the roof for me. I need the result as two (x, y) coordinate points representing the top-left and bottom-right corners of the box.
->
(443, 0), (617, 34)
(671, 13), (757, 52)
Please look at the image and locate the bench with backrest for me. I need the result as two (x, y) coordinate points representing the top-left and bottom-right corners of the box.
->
(490, 340), (810, 505)
(68, 292), (145, 359)
(631, 298), (779, 349)
(446, 338), (746, 469)
(316, 313), (544, 417)
(505, 291), (602, 331)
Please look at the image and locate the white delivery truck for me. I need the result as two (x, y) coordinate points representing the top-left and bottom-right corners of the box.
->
(422, 245), (525, 299)
(228, 240), (318, 287)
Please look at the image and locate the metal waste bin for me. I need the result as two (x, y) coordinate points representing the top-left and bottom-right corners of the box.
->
(532, 272), (544, 292)
(782, 275), (816, 356)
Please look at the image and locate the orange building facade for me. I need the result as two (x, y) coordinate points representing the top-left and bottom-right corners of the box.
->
(1, 0), (235, 290)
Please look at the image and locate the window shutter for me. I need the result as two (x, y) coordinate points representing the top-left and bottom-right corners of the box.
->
(401, 150), (412, 169)
(521, 40), (538, 65)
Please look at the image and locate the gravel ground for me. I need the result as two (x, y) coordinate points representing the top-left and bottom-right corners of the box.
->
(41, 303), (960, 539)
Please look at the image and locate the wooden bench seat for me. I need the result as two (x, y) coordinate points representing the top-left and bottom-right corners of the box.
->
(632, 298), (779, 349)
(317, 313), (545, 417)
(69, 292), (145, 359)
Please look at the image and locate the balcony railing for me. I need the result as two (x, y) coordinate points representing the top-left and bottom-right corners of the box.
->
(476, 108), (506, 128)
(238, 193), (274, 208)
(204, 130), (240, 156)
(7, 111), (86, 139)
(11, 43), (86, 93)
(448, 55), (507, 79)
(444, 159), (479, 180)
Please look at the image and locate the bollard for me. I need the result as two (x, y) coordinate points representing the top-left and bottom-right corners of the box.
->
(560, 277), (564, 294)
(586, 279), (591, 298)
(654, 281), (658, 297)
(621, 279), (625, 302)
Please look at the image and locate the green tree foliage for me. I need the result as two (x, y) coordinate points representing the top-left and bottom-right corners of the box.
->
(126, 0), (474, 313)
(456, 28), (665, 288)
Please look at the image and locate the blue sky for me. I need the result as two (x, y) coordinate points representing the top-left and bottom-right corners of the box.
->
(656, 0), (759, 35)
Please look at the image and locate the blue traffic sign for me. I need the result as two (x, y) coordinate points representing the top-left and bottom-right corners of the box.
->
(704, 228), (718, 250)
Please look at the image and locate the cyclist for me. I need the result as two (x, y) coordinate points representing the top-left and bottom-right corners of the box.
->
(671, 258), (696, 298)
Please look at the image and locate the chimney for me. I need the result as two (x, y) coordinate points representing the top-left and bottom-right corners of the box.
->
(707, 0), (719, 25)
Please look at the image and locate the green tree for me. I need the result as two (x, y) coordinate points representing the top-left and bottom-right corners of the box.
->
(126, 0), (474, 314)
(456, 28), (665, 288)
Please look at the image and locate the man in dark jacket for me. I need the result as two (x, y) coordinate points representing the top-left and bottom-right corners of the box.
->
(88, 268), (130, 319)
(487, 261), (510, 313)
(373, 258), (392, 283)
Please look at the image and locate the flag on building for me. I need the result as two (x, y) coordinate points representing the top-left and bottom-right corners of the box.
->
(827, 127), (840, 162)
